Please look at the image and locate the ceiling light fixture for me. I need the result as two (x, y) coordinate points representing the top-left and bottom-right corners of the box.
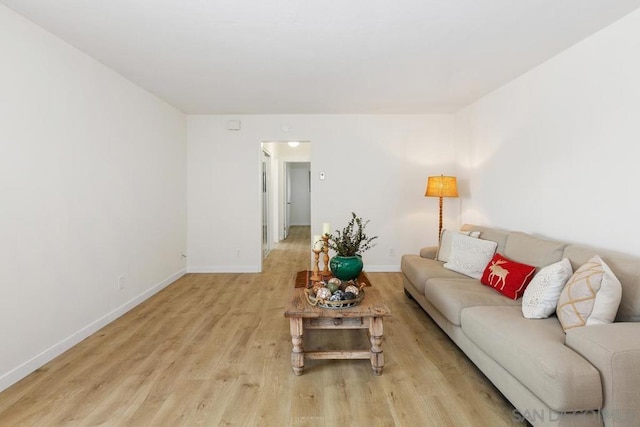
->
(288, 141), (300, 148)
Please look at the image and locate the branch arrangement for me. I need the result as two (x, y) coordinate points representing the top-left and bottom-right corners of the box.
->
(326, 212), (378, 257)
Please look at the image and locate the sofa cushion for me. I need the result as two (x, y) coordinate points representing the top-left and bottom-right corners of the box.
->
(444, 233), (498, 279)
(556, 256), (622, 332)
(400, 254), (469, 294)
(504, 232), (566, 267)
(565, 323), (640, 423)
(460, 224), (509, 253)
(522, 258), (573, 319)
(461, 306), (603, 412)
(564, 245), (640, 322)
(423, 279), (520, 326)
(480, 253), (536, 300)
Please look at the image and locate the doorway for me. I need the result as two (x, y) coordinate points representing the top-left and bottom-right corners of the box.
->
(260, 141), (311, 268)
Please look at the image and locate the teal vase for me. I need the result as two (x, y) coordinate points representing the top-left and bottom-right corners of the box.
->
(329, 256), (363, 281)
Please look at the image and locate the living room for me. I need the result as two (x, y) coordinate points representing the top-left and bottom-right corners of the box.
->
(2, 1), (640, 425)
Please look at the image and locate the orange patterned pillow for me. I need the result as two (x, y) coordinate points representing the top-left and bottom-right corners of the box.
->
(480, 253), (536, 300)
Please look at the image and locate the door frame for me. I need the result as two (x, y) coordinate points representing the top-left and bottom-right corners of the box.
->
(261, 149), (272, 258)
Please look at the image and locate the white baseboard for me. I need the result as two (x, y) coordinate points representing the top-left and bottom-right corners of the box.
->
(187, 265), (261, 273)
(0, 268), (186, 393)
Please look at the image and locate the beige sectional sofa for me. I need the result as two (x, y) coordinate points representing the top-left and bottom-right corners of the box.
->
(401, 224), (640, 427)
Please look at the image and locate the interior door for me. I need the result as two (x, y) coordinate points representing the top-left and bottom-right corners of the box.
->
(288, 162), (311, 226)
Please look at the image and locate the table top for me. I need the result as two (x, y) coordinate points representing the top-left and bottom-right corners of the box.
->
(284, 275), (391, 319)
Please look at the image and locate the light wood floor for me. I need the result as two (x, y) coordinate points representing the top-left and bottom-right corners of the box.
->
(0, 226), (522, 426)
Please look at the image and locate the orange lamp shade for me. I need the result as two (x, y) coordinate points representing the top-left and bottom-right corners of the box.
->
(425, 175), (458, 198)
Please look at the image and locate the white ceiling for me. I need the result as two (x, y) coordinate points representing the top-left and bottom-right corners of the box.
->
(3, 0), (640, 114)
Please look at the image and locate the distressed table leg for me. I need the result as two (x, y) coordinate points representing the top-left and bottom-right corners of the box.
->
(369, 316), (384, 375)
(290, 317), (304, 375)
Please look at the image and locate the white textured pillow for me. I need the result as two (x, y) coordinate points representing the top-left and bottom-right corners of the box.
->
(444, 233), (498, 279)
(522, 258), (573, 319)
(436, 229), (481, 262)
(556, 256), (622, 332)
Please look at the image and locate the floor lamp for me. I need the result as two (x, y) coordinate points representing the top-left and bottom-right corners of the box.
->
(425, 175), (458, 241)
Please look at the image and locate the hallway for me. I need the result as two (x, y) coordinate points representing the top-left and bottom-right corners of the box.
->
(262, 225), (311, 274)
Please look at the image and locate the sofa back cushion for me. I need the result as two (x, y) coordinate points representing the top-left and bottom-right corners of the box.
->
(504, 232), (566, 267)
(460, 224), (509, 253)
(564, 245), (640, 322)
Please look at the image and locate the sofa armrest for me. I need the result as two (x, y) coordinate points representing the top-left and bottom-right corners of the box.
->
(419, 246), (438, 259)
(565, 323), (640, 426)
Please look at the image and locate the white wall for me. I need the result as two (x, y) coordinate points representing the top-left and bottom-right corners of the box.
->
(0, 6), (187, 391)
(187, 115), (456, 272)
(455, 9), (640, 256)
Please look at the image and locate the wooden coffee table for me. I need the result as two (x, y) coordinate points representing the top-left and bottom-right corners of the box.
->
(284, 273), (391, 375)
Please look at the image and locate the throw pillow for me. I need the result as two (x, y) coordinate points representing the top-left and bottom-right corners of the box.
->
(480, 253), (536, 300)
(443, 233), (497, 279)
(436, 229), (481, 262)
(522, 258), (573, 319)
(556, 255), (622, 332)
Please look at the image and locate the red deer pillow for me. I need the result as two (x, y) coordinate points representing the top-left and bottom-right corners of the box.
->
(481, 253), (536, 300)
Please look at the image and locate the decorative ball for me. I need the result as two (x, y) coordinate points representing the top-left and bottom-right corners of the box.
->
(312, 282), (325, 295)
(345, 285), (359, 296)
(343, 292), (356, 300)
(332, 290), (345, 300)
(326, 282), (340, 293)
(328, 278), (342, 286)
(329, 293), (342, 301)
(316, 287), (331, 300)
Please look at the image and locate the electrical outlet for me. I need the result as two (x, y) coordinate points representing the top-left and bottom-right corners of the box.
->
(118, 276), (126, 290)
(236, 250), (241, 258)
(389, 248), (396, 257)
